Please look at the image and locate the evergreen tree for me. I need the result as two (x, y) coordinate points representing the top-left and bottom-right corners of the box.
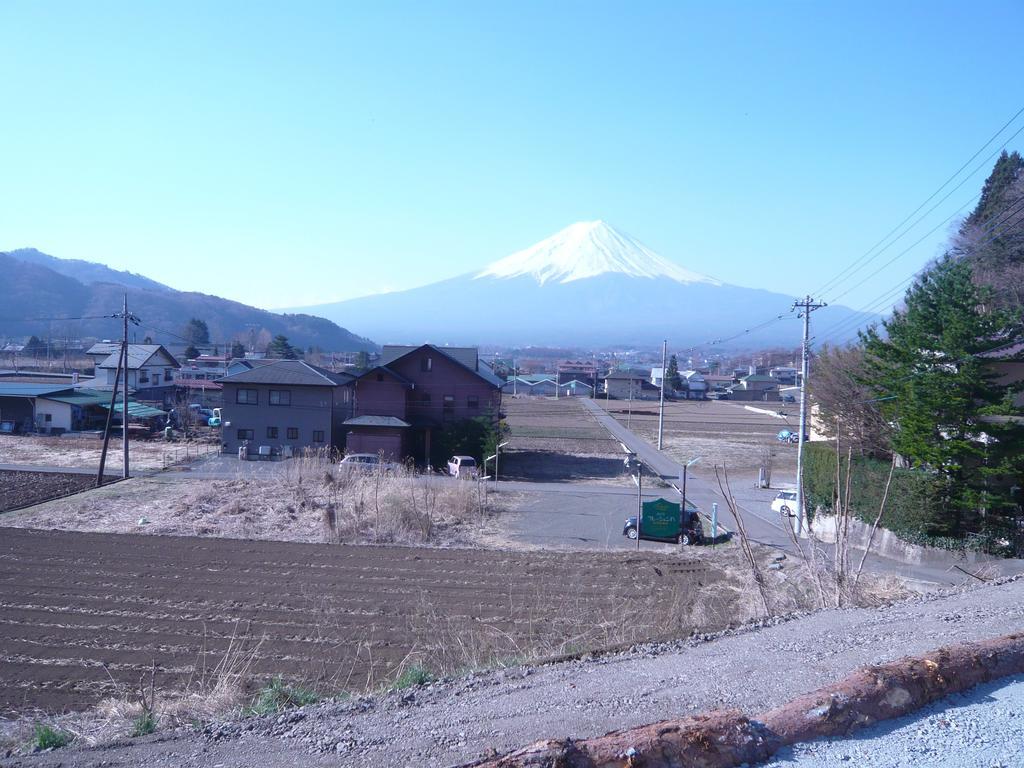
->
(230, 340), (246, 359)
(861, 256), (1024, 539)
(354, 350), (370, 370)
(183, 318), (210, 346)
(666, 354), (682, 391)
(183, 344), (200, 360)
(267, 335), (299, 359)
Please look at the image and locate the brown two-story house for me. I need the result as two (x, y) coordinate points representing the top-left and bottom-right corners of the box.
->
(220, 360), (355, 454)
(345, 345), (502, 463)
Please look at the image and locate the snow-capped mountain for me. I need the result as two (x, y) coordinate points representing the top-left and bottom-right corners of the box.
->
(291, 221), (869, 348)
(475, 220), (720, 286)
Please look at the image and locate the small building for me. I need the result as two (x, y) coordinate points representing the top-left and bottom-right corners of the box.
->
(769, 366), (799, 385)
(502, 374), (557, 397)
(680, 370), (708, 400)
(219, 360), (356, 455)
(602, 371), (648, 400)
(92, 344), (180, 404)
(650, 367), (665, 388)
(558, 379), (594, 398)
(0, 382), (147, 434)
(556, 360), (598, 387)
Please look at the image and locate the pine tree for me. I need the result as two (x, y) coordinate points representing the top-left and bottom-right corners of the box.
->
(267, 335), (298, 359)
(666, 354), (682, 391)
(861, 256), (1024, 539)
(230, 340), (246, 359)
(183, 318), (210, 347)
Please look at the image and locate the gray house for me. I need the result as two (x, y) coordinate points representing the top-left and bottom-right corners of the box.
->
(219, 361), (355, 455)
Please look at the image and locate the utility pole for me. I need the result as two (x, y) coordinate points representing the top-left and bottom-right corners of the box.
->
(793, 295), (826, 536)
(658, 339), (667, 450)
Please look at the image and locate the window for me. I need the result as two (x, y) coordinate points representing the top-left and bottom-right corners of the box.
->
(267, 426), (278, 439)
(165, 368), (173, 379)
(443, 394), (455, 418)
(421, 356), (432, 372)
(313, 430), (325, 443)
(139, 371), (149, 383)
(269, 389), (291, 406)
(287, 427), (299, 439)
(467, 395), (479, 409)
(236, 388), (258, 405)
(44, 413), (52, 422)
(237, 428), (254, 441)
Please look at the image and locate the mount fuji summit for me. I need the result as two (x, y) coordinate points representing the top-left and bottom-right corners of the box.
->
(295, 221), (866, 347)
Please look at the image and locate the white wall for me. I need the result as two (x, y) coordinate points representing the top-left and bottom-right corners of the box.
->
(34, 400), (72, 432)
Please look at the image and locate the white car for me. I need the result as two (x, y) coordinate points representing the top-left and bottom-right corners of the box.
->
(339, 453), (397, 473)
(771, 490), (799, 517)
(447, 455), (477, 479)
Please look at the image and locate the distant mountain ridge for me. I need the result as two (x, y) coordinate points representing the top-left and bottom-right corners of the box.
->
(0, 249), (376, 352)
(289, 221), (874, 348)
(8, 248), (174, 294)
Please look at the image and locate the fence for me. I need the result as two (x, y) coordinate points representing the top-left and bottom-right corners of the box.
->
(161, 442), (219, 469)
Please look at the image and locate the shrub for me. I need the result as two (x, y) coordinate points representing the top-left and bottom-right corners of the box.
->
(32, 724), (72, 751)
(247, 678), (321, 716)
(802, 442), (951, 543)
(391, 664), (434, 690)
(130, 712), (157, 737)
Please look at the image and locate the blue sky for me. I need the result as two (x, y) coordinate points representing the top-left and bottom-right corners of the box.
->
(2, 1), (1022, 322)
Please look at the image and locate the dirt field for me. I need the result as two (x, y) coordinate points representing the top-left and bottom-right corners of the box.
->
(0, 434), (214, 472)
(0, 471), (105, 513)
(0, 527), (730, 716)
(501, 397), (624, 481)
(595, 399), (799, 477)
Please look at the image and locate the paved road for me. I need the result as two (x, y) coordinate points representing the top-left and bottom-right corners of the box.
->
(576, 399), (989, 587)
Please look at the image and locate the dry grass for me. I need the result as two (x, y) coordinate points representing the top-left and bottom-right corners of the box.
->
(0, 623), (265, 752)
(3, 452), (494, 546)
(0, 433), (193, 471)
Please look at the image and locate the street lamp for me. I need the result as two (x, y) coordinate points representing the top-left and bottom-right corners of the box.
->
(623, 451), (642, 550)
(681, 456), (702, 514)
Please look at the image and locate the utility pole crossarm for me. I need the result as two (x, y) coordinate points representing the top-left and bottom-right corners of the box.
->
(792, 295), (826, 536)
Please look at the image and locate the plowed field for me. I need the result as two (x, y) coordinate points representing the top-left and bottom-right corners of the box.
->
(0, 529), (712, 715)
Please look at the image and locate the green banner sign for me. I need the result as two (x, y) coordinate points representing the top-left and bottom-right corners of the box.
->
(640, 498), (682, 539)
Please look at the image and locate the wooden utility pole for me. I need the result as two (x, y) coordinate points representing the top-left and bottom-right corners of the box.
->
(793, 295), (826, 536)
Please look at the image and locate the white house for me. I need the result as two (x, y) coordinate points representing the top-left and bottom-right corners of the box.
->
(94, 344), (180, 393)
(603, 371), (648, 400)
(680, 370), (708, 400)
(650, 367), (665, 388)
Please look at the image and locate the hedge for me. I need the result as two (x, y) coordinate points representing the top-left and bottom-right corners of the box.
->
(801, 442), (954, 546)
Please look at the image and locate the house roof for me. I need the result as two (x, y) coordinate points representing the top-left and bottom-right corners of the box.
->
(86, 342), (121, 356)
(380, 344), (502, 389)
(40, 388), (111, 406)
(220, 360), (355, 387)
(0, 383), (70, 398)
(97, 344), (180, 370)
(356, 365), (415, 386)
(742, 374), (776, 382)
(382, 345), (478, 370)
(343, 415), (411, 428)
(604, 371), (645, 380)
(100, 401), (167, 418)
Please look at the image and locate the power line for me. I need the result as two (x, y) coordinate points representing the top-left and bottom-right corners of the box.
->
(812, 104), (1024, 299)
(817, 194), (1024, 343)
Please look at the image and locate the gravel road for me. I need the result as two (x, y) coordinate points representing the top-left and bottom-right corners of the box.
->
(5, 578), (1022, 768)
(762, 674), (1024, 767)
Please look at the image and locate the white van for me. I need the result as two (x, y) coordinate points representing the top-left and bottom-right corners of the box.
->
(447, 455), (477, 479)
